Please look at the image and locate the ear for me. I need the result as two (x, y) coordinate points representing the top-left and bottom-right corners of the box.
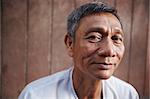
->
(64, 34), (74, 57)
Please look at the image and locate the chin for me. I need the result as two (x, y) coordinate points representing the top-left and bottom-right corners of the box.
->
(94, 72), (113, 80)
(96, 75), (111, 80)
(100, 76), (112, 80)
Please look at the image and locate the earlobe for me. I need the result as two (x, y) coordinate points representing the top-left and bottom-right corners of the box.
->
(64, 34), (74, 57)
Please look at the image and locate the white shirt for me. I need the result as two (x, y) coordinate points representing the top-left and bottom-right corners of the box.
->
(18, 68), (139, 99)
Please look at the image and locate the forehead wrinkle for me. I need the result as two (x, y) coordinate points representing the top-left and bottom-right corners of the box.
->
(100, 14), (123, 36)
(78, 15), (108, 32)
(76, 13), (122, 35)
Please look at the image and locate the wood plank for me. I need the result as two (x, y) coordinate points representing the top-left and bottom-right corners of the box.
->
(27, 0), (52, 83)
(0, 0), (1, 98)
(51, 0), (74, 73)
(144, 29), (149, 98)
(144, 4), (150, 97)
(1, 0), (27, 98)
(75, 0), (115, 8)
(0, 0), (2, 99)
(75, 0), (93, 8)
(129, 0), (149, 96)
(114, 0), (132, 82)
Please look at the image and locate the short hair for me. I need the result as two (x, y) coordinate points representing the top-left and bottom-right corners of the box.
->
(67, 2), (122, 38)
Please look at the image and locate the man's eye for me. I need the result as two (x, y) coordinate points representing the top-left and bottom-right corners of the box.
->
(85, 34), (102, 43)
(111, 35), (123, 44)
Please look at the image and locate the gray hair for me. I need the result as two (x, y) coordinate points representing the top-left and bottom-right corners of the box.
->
(67, 2), (122, 38)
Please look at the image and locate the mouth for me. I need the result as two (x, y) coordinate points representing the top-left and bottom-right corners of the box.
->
(92, 62), (115, 70)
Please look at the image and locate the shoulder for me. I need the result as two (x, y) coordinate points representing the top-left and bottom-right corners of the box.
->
(106, 76), (135, 89)
(28, 68), (71, 87)
(104, 76), (139, 99)
(26, 68), (71, 90)
(18, 68), (72, 99)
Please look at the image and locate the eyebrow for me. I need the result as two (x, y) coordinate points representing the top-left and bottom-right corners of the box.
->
(85, 27), (124, 36)
(85, 27), (106, 35)
(113, 28), (124, 37)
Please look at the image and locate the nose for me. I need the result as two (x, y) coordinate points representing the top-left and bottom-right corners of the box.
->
(97, 38), (116, 57)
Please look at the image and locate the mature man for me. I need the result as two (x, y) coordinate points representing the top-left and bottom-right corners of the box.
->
(19, 2), (139, 99)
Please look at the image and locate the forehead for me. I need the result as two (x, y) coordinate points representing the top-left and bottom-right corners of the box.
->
(77, 12), (122, 32)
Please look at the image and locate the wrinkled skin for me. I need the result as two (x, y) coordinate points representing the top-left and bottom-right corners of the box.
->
(65, 12), (125, 99)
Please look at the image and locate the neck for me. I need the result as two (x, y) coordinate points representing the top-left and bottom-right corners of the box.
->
(73, 68), (103, 99)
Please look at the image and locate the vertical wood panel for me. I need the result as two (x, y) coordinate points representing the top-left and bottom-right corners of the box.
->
(0, 0), (1, 98)
(75, 0), (115, 8)
(144, 4), (150, 97)
(129, 0), (149, 96)
(75, 0), (93, 8)
(27, 0), (52, 83)
(1, 0), (27, 98)
(51, 0), (74, 73)
(114, 0), (132, 81)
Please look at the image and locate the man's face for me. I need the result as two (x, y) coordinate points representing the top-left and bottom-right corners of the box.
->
(68, 13), (125, 80)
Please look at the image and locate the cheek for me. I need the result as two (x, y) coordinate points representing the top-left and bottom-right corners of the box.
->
(74, 42), (98, 65)
(80, 42), (98, 57)
(115, 45), (125, 61)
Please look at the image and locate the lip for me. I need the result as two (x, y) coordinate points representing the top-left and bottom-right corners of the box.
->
(93, 63), (114, 70)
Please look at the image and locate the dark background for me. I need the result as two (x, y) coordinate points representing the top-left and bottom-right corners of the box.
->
(0, 0), (149, 99)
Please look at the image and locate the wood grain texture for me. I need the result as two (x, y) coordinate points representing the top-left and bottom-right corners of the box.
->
(129, 0), (149, 96)
(1, 0), (27, 98)
(144, 4), (150, 97)
(0, 0), (1, 98)
(75, 0), (93, 8)
(51, 0), (74, 73)
(27, 0), (52, 83)
(75, 0), (115, 7)
(114, 0), (132, 81)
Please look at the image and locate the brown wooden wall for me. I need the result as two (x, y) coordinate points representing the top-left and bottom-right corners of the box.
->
(0, 0), (149, 99)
